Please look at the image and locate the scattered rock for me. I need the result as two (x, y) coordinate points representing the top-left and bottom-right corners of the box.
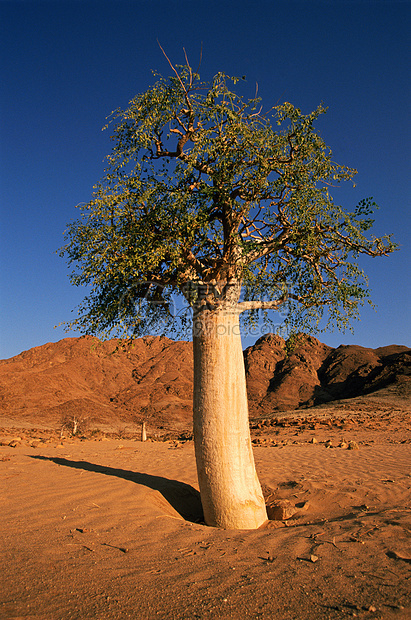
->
(295, 500), (310, 512)
(386, 550), (411, 563)
(266, 499), (297, 521)
(298, 553), (319, 563)
(168, 441), (184, 449)
(252, 437), (277, 447)
(347, 440), (359, 450)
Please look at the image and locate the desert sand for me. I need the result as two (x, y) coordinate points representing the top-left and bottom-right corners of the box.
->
(1, 397), (410, 620)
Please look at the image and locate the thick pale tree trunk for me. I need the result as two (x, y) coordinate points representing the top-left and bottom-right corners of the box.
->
(192, 307), (268, 529)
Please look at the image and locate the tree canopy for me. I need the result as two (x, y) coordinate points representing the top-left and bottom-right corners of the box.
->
(61, 59), (396, 340)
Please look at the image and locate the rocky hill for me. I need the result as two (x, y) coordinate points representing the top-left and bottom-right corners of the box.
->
(0, 334), (409, 429)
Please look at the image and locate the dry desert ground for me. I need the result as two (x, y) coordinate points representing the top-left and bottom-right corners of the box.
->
(1, 395), (411, 620)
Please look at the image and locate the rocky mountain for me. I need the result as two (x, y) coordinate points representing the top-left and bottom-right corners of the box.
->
(0, 334), (409, 429)
(244, 334), (410, 414)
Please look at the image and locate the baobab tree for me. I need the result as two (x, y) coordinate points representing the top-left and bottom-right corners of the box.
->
(61, 56), (396, 529)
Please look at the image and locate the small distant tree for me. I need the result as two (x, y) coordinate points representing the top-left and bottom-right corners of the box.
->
(60, 413), (89, 438)
(61, 54), (396, 529)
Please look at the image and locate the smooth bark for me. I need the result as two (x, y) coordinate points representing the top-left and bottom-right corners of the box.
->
(193, 308), (268, 529)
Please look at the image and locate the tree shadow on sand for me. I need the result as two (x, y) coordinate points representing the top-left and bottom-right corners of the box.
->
(29, 455), (204, 523)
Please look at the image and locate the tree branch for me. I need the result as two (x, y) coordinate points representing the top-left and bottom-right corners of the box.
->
(237, 294), (289, 312)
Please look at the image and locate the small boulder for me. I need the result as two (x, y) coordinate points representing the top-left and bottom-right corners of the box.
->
(8, 438), (21, 448)
(267, 499), (297, 521)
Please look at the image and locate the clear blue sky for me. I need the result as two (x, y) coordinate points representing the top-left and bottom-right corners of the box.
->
(1, 0), (410, 359)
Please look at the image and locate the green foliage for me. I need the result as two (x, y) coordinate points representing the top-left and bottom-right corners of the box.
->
(60, 61), (397, 340)
(282, 332), (299, 358)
